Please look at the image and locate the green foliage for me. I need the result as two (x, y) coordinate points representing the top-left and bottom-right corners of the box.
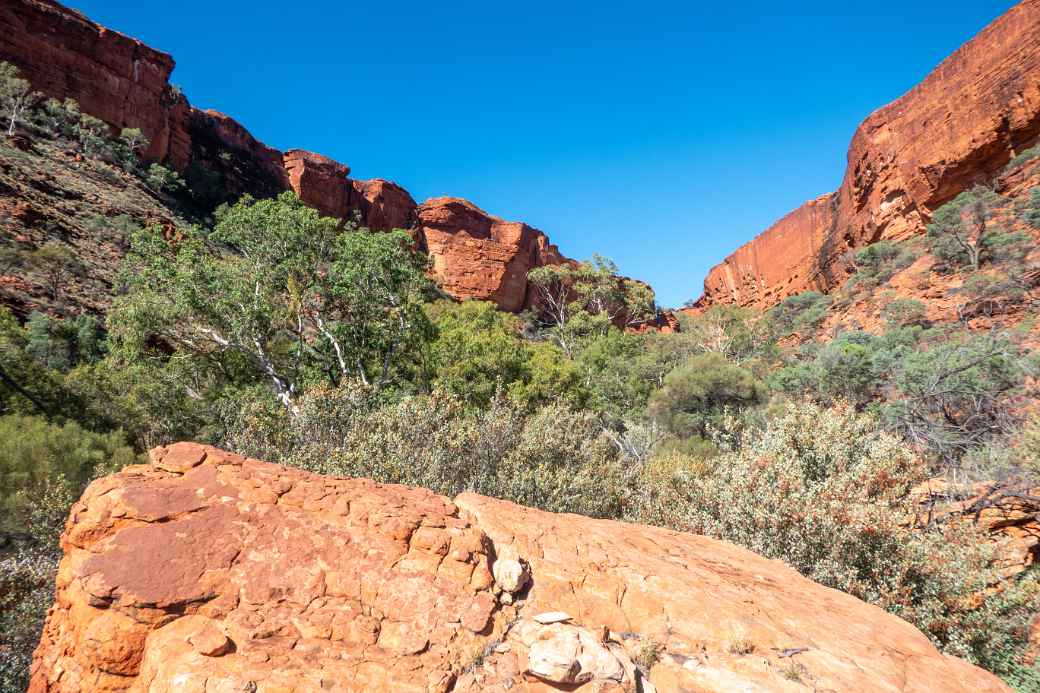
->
(226, 385), (626, 518)
(116, 127), (148, 170)
(1005, 145), (1040, 173)
(426, 300), (529, 406)
(0, 414), (137, 527)
(883, 297), (928, 328)
(927, 187), (1006, 271)
(25, 242), (83, 304)
(24, 312), (104, 371)
(884, 331), (1028, 465)
(527, 254), (656, 354)
(642, 401), (1039, 676)
(0, 61), (38, 137)
(33, 97), (81, 137)
(648, 352), (763, 438)
(145, 163), (185, 194)
(766, 291), (833, 336)
(110, 192), (434, 409)
(680, 305), (775, 364)
(844, 241), (919, 294)
(1024, 188), (1040, 229)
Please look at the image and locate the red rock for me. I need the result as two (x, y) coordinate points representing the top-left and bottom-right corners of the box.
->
(350, 178), (417, 231)
(0, 0), (192, 166)
(29, 443), (1009, 692)
(188, 109), (289, 200)
(0, 0), (670, 321)
(415, 197), (567, 312)
(283, 149), (353, 220)
(697, 0), (1040, 309)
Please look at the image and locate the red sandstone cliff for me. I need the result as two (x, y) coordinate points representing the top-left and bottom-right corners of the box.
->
(415, 197), (567, 312)
(696, 0), (1040, 309)
(0, 0), (661, 318)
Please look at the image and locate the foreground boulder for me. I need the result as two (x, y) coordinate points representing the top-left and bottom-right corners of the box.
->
(30, 443), (1009, 692)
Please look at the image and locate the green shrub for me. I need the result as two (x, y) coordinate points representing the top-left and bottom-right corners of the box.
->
(927, 187), (1006, 272)
(648, 353), (763, 438)
(883, 297), (928, 328)
(145, 163), (185, 194)
(767, 291), (832, 336)
(643, 401), (1039, 677)
(1023, 188), (1040, 229)
(884, 331), (1027, 464)
(1004, 146), (1040, 173)
(0, 413), (137, 524)
(225, 384), (626, 518)
(426, 300), (532, 407)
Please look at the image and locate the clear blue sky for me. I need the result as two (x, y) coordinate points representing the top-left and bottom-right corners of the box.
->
(72, 1), (1017, 307)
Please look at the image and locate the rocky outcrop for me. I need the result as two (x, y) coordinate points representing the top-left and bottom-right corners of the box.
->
(697, 0), (1040, 309)
(0, 0), (191, 166)
(415, 198), (567, 312)
(30, 442), (1008, 692)
(0, 0), (668, 320)
(349, 179), (417, 231)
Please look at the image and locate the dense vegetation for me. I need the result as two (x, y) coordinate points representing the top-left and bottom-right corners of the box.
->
(3, 61), (1040, 690)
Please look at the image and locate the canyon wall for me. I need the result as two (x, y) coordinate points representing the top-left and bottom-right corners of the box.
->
(29, 442), (1010, 692)
(0, 0), (656, 317)
(696, 0), (1040, 309)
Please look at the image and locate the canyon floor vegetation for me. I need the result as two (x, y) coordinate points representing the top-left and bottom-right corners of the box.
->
(2, 61), (1040, 691)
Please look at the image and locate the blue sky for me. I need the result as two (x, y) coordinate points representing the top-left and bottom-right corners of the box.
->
(73, 1), (1017, 307)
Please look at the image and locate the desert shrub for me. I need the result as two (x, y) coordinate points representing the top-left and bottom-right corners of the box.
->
(75, 113), (113, 160)
(883, 297), (928, 328)
(83, 213), (139, 246)
(847, 241), (918, 290)
(884, 331), (1028, 465)
(1005, 145), (1040, 172)
(0, 61), (38, 137)
(0, 472), (87, 693)
(648, 353), (763, 438)
(982, 230), (1031, 265)
(426, 300), (532, 407)
(680, 305), (775, 364)
(33, 97), (81, 137)
(144, 163), (185, 194)
(927, 187), (1006, 272)
(768, 330), (908, 408)
(24, 312), (104, 371)
(0, 413), (137, 524)
(958, 273), (1029, 318)
(767, 291), (832, 336)
(509, 340), (588, 411)
(649, 401), (1039, 677)
(1024, 188), (1040, 229)
(225, 384), (626, 518)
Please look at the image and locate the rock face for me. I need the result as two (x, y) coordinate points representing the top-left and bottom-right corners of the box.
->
(0, 0), (192, 166)
(30, 442), (1009, 692)
(415, 198), (567, 312)
(0, 0), (634, 317)
(697, 0), (1040, 309)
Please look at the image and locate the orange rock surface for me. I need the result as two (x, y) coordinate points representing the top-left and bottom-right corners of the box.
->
(697, 0), (1040, 309)
(29, 442), (1009, 692)
(416, 198), (567, 312)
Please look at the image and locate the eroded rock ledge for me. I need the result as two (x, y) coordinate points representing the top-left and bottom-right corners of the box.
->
(30, 443), (1009, 692)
